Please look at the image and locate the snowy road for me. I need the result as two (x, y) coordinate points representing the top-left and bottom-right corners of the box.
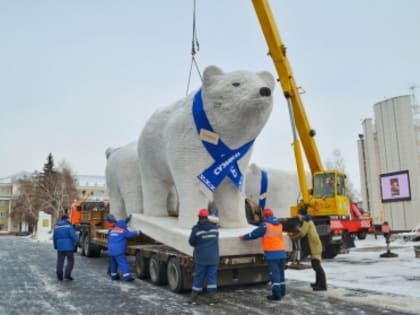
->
(0, 236), (417, 315)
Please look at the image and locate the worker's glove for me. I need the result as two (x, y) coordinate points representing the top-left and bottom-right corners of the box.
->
(208, 215), (219, 224)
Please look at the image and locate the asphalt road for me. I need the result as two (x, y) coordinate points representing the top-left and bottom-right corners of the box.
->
(0, 236), (411, 315)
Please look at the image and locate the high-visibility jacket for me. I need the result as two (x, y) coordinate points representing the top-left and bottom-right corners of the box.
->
(262, 223), (285, 252)
(69, 202), (81, 225)
(242, 216), (286, 260)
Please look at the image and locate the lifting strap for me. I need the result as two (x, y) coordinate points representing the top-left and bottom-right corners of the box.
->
(186, 0), (202, 96)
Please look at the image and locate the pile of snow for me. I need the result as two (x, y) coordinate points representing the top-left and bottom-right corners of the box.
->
(287, 234), (420, 314)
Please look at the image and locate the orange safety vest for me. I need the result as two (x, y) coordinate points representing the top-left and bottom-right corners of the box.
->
(262, 223), (285, 252)
(69, 205), (81, 225)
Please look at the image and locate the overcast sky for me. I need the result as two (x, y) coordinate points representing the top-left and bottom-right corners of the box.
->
(1, 0), (419, 193)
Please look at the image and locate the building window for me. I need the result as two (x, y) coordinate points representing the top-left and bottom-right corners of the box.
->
(0, 187), (12, 195)
(0, 200), (9, 207)
(0, 211), (5, 218)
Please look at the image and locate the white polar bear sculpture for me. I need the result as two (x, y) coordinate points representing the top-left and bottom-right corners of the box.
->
(105, 142), (179, 219)
(245, 163), (312, 219)
(105, 142), (143, 219)
(138, 65), (275, 229)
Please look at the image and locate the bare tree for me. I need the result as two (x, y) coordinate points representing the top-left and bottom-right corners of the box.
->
(11, 154), (79, 229)
(11, 178), (41, 232)
(37, 157), (78, 224)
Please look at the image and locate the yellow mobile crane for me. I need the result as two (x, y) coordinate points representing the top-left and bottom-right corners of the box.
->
(252, 0), (354, 258)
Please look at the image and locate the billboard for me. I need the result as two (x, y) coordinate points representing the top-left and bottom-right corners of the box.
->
(380, 170), (411, 202)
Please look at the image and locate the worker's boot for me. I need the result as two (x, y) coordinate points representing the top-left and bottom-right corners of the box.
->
(207, 291), (218, 305)
(188, 291), (199, 305)
(312, 278), (327, 291)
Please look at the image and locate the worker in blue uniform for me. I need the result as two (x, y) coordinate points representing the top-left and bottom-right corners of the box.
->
(108, 219), (140, 281)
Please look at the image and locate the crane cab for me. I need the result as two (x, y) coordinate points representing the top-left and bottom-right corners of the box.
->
(311, 171), (350, 217)
(290, 171), (350, 218)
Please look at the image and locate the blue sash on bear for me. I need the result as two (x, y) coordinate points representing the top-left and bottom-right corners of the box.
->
(192, 89), (254, 193)
(259, 169), (268, 210)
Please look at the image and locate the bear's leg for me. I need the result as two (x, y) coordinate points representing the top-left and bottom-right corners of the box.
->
(122, 189), (143, 216)
(109, 190), (127, 220)
(214, 181), (249, 228)
(142, 178), (171, 217)
(118, 171), (143, 216)
(166, 186), (179, 217)
(176, 183), (209, 229)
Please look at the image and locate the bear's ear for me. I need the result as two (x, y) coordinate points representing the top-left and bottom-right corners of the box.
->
(257, 71), (275, 90)
(203, 65), (224, 86)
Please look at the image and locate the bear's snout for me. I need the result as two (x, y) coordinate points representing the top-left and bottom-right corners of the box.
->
(259, 87), (271, 97)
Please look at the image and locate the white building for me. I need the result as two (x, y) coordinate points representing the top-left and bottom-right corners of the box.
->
(0, 181), (17, 233)
(0, 173), (107, 233)
(358, 95), (420, 230)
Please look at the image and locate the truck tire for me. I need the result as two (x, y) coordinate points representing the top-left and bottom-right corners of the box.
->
(135, 251), (150, 279)
(357, 230), (367, 240)
(84, 235), (101, 258)
(149, 255), (168, 285)
(80, 234), (87, 256)
(322, 244), (340, 259)
(167, 257), (185, 293)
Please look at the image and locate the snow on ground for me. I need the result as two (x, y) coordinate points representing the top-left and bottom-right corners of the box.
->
(287, 234), (420, 314)
(29, 233), (420, 314)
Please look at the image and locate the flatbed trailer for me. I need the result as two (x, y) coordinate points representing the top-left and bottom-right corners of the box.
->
(132, 242), (268, 293)
(73, 200), (270, 293)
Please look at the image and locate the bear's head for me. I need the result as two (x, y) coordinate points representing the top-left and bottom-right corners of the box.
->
(201, 65), (275, 148)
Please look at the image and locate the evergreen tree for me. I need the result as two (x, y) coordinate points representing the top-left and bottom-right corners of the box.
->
(42, 153), (55, 175)
(12, 154), (79, 228)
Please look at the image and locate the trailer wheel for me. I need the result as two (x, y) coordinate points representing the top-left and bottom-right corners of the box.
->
(167, 257), (185, 293)
(80, 234), (86, 256)
(91, 246), (101, 257)
(357, 230), (367, 240)
(84, 235), (101, 258)
(322, 244), (340, 259)
(83, 235), (92, 257)
(149, 255), (168, 285)
(135, 251), (150, 279)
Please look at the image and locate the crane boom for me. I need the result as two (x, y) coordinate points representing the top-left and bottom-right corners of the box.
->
(250, 1), (370, 258)
(252, 0), (350, 219)
(252, 0), (323, 175)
